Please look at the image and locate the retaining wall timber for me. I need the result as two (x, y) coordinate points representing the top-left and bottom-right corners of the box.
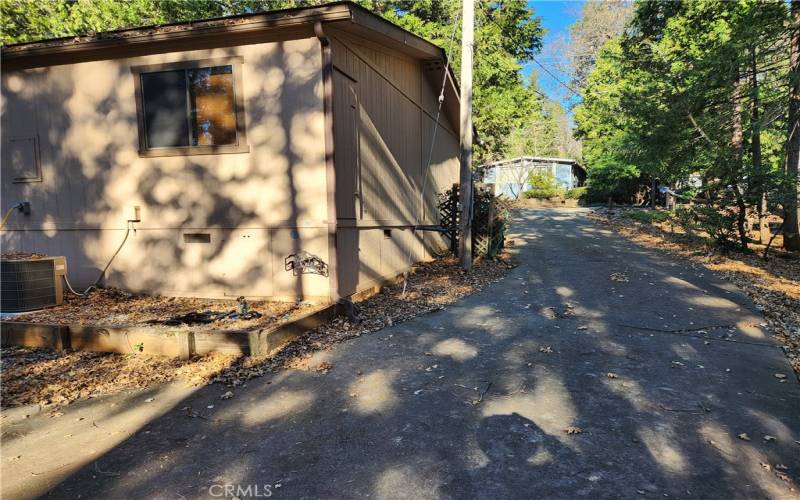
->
(1, 305), (337, 359)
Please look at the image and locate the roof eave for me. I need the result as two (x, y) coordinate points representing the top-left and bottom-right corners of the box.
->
(1, 3), (356, 62)
(1, 2), (451, 67)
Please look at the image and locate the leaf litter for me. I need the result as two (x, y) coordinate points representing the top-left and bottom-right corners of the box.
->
(590, 209), (800, 375)
(1, 254), (513, 408)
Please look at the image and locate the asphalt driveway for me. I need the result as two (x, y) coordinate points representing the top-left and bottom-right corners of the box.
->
(3, 208), (798, 499)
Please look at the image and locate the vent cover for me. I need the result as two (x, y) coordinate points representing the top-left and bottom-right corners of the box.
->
(1, 257), (65, 312)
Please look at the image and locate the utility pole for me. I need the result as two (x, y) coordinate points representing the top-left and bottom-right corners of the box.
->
(459, 0), (474, 271)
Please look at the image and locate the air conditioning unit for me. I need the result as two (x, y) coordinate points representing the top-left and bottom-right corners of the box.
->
(0, 256), (66, 312)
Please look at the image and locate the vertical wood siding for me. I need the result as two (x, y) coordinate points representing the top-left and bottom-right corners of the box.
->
(330, 34), (459, 295)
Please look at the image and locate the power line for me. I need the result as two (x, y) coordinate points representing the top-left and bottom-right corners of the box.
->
(530, 54), (583, 98)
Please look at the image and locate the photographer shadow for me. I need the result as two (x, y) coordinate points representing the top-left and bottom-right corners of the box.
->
(446, 412), (588, 499)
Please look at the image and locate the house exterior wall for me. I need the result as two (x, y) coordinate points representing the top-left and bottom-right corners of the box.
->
(1, 37), (331, 300)
(487, 158), (582, 197)
(329, 32), (459, 296)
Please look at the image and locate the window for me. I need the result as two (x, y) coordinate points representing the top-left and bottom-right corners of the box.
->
(132, 58), (248, 156)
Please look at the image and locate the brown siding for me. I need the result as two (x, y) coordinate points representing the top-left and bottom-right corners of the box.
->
(1, 38), (331, 300)
(330, 33), (459, 295)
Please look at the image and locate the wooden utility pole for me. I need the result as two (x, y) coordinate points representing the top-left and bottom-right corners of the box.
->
(785, 0), (800, 251)
(459, 0), (474, 270)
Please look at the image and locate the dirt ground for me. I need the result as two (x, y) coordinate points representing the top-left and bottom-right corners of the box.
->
(589, 207), (800, 374)
(1, 254), (512, 408)
(9, 288), (317, 333)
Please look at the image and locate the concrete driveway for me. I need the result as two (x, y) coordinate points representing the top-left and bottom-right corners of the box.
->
(3, 208), (799, 499)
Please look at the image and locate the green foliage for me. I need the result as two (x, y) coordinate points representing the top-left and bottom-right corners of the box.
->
(528, 171), (559, 191)
(523, 171), (564, 199)
(503, 85), (578, 160)
(523, 189), (559, 200)
(371, 0), (545, 164)
(573, 0), (796, 249)
(1, 0), (164, 43)
(564, 187), (587, 200)
(0, 0), (299, 44)
(675, 204), (740, 248)
(568, 0), (634, 89)
(623, 210), (670, 224)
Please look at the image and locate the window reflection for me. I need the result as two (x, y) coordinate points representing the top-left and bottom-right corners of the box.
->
(140, 64), (237, 150)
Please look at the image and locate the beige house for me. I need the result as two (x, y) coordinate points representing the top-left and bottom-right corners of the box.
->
(0, 2), (461, 303)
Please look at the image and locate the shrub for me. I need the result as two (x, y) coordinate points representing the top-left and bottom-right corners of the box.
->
(623, 210), (671, 224)
(564, 187), (587, 199)
(678, 204), (739, 248)
(523, 187), (564, 199)
(524, 171), (566, 199)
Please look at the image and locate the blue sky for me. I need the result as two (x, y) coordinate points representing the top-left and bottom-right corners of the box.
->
(525, 1), (585, 110)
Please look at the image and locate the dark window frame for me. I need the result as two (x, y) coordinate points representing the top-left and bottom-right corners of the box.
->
(131, 57), (248, 157)
(7, 135), (43, 183)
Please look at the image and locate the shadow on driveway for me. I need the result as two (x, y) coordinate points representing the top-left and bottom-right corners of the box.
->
(3, 208), (798, 499)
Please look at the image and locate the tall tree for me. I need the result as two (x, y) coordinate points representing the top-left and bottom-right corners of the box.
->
(576, 0), (795, 250)
(786, 0), (800, 250)
(568, 0), (633, 91)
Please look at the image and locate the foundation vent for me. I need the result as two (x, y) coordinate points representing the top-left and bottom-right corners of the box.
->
(0, 256), (66, 312)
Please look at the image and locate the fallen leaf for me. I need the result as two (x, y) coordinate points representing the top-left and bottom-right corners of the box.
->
(0, 255), (515, 407)
(564, 426), (583, 434)
(609, 272), (629, 283)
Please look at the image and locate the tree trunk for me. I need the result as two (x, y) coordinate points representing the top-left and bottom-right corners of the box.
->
(750, 47), (770, 244)
(733, 183), (748, 250)
(651, 177), (657, 208)
(785, 0), (800, 250)
(732, 68), (749, 250)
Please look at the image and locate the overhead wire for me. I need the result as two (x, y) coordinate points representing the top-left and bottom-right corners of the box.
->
(400, 8), (462, 299)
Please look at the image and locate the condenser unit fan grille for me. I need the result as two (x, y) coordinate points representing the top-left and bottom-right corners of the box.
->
(1, 259), (58, 312)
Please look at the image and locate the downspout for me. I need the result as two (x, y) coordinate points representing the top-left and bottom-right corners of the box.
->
(315, 21), (340, 304)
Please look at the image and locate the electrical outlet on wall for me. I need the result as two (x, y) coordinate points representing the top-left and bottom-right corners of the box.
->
(126, 205), (141, 222)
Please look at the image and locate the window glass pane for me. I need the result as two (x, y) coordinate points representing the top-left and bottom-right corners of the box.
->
(188, 66), (237, 146)
(141, 70), (190, 148)
(555, 164), (572, 188)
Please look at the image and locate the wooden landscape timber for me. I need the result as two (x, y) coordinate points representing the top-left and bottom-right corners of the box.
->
(0, 304), (338, 359)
